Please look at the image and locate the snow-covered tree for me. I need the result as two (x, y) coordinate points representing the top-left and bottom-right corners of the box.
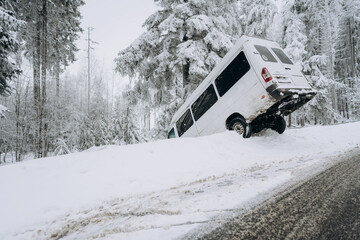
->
(281, 0), (308, 65)
(107, 86), (143, 145)
(238, 0), (277, 38)
(332, 0), (359, 119)
(0, 104), (7, 118)
(282, 0), (345, 124)
(48, 0), (84, 97)
(300, 55), (341, 125)
(115, 0), (242, 138)
(15, 0), (84, 157)
(0, 0), (22, 96)
(335, 0), (359, 80)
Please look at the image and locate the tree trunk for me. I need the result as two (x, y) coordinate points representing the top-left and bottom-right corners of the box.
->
(345, 94), (350, 119)
(182, 32), (189, 89)
(21, 81), (30, 161)
(15, 70), (21, 162)
(125, 107), (129, 144)
(148, 109), (151, 131)
(56, 56), (61, 138)
(301, 116), (305, 127)
(34, 14), (42, 158)
(87, 27), (91, 115)
(331, 85), (337, 122)
(348, 18), (355, 79)
(41, 0), (48, 157)
(182, 59), (190, 89)
(287, 114), (291, 127)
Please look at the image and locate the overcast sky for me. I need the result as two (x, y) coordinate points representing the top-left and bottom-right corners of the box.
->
(67, 0), (158, 79)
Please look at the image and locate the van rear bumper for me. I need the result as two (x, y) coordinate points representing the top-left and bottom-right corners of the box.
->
(266, 83), (317, 115)
(266, 83), (316, 100)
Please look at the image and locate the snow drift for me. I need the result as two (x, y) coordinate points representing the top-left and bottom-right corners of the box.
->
(1, 122), (360, 239)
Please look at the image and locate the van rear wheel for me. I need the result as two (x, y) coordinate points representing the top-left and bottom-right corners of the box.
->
(274, 116), (286, 134)
(229, 118), (251, 138)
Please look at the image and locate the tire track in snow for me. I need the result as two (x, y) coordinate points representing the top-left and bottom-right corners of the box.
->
(15, 172), (244, 239)
(13, 149), (356, 240)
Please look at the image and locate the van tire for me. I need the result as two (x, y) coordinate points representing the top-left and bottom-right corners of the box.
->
(274, 116), (286, 134)
(229, 118), (251, 138)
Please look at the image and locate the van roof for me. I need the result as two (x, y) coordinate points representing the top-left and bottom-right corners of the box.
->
(170, 35), (280, 125)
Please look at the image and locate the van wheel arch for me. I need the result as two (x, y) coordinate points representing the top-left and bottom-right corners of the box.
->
(226, 113), (251, 138)
(226, 113), (246, 130)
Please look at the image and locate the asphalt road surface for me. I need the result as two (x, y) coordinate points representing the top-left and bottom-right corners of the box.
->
(199, 150), (360, 240)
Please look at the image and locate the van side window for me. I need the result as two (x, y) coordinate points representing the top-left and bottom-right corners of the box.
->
(215, 51), (250, 97)
(254, 45), (277, 62)
(191, 84), (218, 121)
(176, 109), (194, 137)
(271, 48), (293, 65)
(168, 128), (176, 139)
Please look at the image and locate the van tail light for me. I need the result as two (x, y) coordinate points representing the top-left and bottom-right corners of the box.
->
(261, 67), (273, 82)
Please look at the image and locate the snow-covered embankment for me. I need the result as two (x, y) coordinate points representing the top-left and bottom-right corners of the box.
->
(1, 122), (360, 239)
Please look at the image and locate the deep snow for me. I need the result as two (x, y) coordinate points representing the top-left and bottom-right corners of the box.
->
(1, 122), (360, 239)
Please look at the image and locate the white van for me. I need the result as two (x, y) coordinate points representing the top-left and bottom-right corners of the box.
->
(167, 35), (316, 139)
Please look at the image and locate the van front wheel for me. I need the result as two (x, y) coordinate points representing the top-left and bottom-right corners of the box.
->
(229, 118), (251, 138)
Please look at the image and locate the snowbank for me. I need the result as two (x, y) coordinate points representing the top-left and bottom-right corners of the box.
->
(0, 122), (360, 239)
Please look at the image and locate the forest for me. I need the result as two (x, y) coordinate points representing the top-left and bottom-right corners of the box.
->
(0, 0), (359, 163)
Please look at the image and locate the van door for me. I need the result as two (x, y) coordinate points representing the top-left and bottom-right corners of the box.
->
(270, 47), (309, 88)
(245, 42), (309, 89)
(246, 43), (289, 88)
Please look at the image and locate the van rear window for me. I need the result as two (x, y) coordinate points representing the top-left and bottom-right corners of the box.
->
(271, 48), (293, 65)
(254, 45), (277, 63)
(176, 109), (194, 137)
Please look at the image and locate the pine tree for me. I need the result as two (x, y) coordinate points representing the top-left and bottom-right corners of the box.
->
(50, 0), (84, 139)
(301, 55), (340, 125)
(334, 0), (359, 119)
(285, 0), (343, 125)
(0, 0), (22, 96)
(115, 0), (242, 138)
(281, 0), (308, 65)
(334, 0), (358, 80)
(15, 0), (84, 157)
(238, 0), (277, 38)
(110, 85), (142, 145)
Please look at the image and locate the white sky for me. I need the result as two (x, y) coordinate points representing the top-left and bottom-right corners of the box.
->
(67, 0), (158, 80)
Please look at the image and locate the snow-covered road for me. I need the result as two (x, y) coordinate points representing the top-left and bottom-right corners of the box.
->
(1, 122), (360, 239)
(198, 150), (360, 239)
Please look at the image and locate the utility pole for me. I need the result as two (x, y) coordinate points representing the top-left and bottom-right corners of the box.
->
(86, 27), (98, 115)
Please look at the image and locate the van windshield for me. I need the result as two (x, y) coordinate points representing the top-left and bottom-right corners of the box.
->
(168, 128), (176, 139)
(254, 45), (277, 63)
(271, 48), (293, 65)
